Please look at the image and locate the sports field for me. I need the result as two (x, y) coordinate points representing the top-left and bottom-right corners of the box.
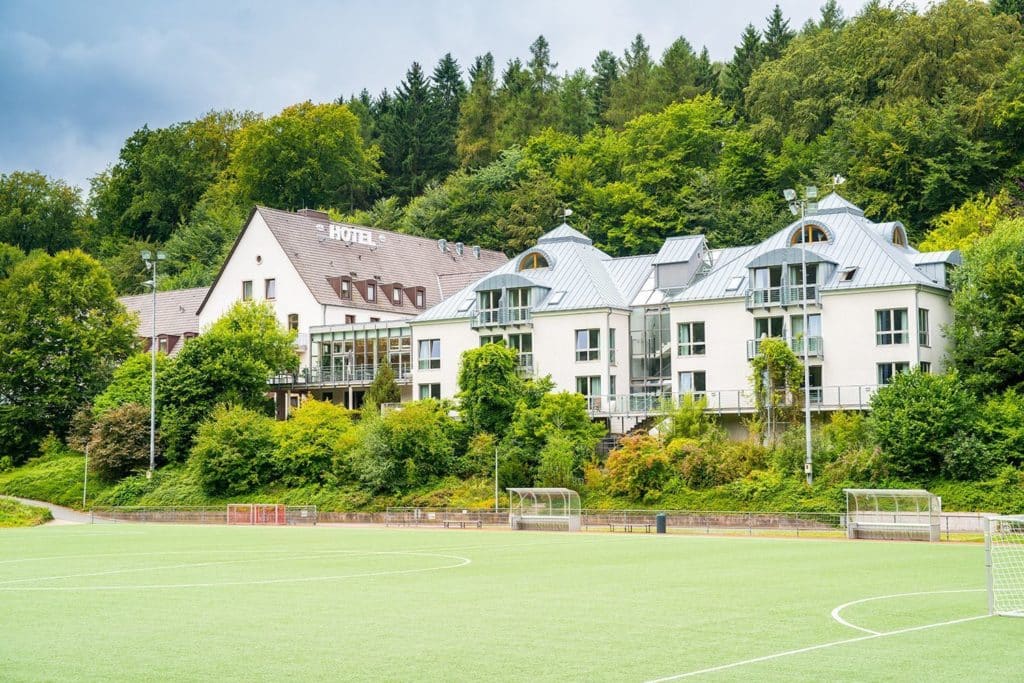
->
(0, 524), (1019, 681)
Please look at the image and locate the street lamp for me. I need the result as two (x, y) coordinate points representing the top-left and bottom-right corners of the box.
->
(782, 187), (817, 486)
(141, 250), (166, 478)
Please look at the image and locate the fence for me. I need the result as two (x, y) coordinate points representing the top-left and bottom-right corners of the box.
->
(84, 506), (992, 540)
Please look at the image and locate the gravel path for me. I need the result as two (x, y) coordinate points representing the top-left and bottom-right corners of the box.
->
(0, 495), (96, 524)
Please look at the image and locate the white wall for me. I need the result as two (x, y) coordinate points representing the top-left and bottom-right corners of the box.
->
(410, 319), (479, 398)
(531, 309), (628, 398)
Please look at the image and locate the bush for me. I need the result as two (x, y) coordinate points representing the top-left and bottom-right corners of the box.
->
(88, 403), (156, 482)
(821, 447), (889, 485)
(92, 352), (169, 417)
(717, 439), (768, 484)
(942, 432), (1006, 481)
(461, 432), (497, 478)
(190, 405), (277, 496)
(274, 399), (352, 485)
(869, 371), (976, 479)
(536, 433), (577, 488)
(977, 390), (1024, 467)
(605, 434), (672, 499)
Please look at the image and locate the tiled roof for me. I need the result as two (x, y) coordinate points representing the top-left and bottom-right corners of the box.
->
(200, 207), (508, 315)
(119, 286), (207, 356)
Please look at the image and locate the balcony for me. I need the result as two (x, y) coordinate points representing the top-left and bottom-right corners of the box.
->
(471, 307), (532, 328)
(790, 335), (823, 358)
(268, 362), (413, 389)
(516, 352), (534, 376)
(746, 285), (820, 310)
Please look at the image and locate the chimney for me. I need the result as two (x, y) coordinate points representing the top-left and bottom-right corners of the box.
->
(297, 208), (330, 221)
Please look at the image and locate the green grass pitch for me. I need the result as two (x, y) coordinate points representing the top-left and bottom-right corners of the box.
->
(0, 524), (1019, 681)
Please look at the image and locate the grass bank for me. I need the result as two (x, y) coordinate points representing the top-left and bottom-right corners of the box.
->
(0, 498), (53, 527)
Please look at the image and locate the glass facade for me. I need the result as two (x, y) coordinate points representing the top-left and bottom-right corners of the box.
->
(630, 307), (671, 396)
(310, 322), (413, 384)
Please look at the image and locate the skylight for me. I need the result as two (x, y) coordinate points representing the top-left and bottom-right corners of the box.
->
(457, 297), (475, 312)
(725, 275), (745, 291)
(547, 291), (566, 305)
(840, 267), (858, 282)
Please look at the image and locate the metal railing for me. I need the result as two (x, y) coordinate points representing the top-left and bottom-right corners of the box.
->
(581, 385), (880, 417)
(746, 336), (823, 359)
(268, 362), (413, 388)
(746, 286), (820, 309)
(471, 308), (532, 328)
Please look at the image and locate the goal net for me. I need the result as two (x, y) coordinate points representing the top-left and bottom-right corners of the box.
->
(844, 488), (940, 542)
(507, 488), (581, 532)
(985, 515), (1024, 617)
(226, 504), (317, 526)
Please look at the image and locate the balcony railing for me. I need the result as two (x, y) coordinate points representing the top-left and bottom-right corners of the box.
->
(790, 335), (823, 358)
(746, 285), (820, 309)
(580, 385), (880, 417)
(516, 352), (534, 375)
(471, 307), (533, 328)
(268, 362), (413, 388)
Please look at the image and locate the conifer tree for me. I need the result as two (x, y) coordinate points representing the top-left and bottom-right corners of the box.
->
(722, 24), (763, 116)
(604, 34), (658, 127)
(694, 47), (719, 94)
(457, 53), (500, 168)
(378, 62), (444, 199)
(590, 49), (620, 120)
(558, 68), (595, 137)
(762, 5), (796, 61)
(654, 36), (701, 106)
(430, 53), (466, 178)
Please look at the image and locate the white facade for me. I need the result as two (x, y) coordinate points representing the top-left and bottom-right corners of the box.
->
(407, 193), (961, 433)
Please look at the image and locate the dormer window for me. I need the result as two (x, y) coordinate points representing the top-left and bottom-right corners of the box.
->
(791, 224), (829, 245)
(366, 281), (376, 302)
(518, 252), (549, 270)
(415, 288), (425, 309)
(392, 285), (402, 305)
(892, 226), (907, 247)
(340, 278), (352, 299)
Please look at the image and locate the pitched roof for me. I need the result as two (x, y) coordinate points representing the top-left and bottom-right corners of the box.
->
(119, 286), (207, 355)
(414, 223), (651, 323)
(198, 206), (507, 315)
(673, 193), (952, 302)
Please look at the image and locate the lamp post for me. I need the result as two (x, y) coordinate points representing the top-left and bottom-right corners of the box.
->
(783, 187), (817, 486)
(141, 250), (166, 478)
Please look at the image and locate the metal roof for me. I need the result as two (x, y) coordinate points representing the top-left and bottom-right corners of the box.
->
(674, 193), (953, 302)
(652, 235), (705, 265)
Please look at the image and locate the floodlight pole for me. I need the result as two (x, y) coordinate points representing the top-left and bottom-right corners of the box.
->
(142, 250), (165, 479)
(82, 443), (89, 509)
(799, 199), (813, 486)
(494, 446), (499, 512)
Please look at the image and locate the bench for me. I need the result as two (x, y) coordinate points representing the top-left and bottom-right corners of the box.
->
(607, 522), (653, 533)
(442, 518), (482, 529)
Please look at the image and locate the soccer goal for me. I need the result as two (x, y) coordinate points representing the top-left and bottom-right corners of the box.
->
(507, 488), (581, 532)
(844, 488), (941, 541)
(985, 515), (1024, 617)
(226, 504), (317, 526)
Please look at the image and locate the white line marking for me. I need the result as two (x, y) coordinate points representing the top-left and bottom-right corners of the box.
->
(830, 588), (985, 635)
(646, 614), (989, 682)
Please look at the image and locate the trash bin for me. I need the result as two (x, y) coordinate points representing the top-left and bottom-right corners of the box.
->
(656, 513), (667, 534)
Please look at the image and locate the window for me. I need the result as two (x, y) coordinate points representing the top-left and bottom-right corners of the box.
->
(575, 376), (601, 397)
(370, 317), (380, 322)
(791, 224), (829, 244)
(366, 281), (376, 302)
(479, 290), (501, 324)
(418, 339), (441, 370)
(457, 296), (475, 312)
(918, 309), (930, 346)
(609, 328), (617, 364)
(788, 263), (818, 301)
(415, 289), (425, 309)
(547, 291), (566, 306)
(418, 383), (441, 400)
(920, 361), (932, 374)
(754, 316), (784, 339)
(752, 266), (782, 305)
(242, 280), (253, 301)
(609, 374), (617, 396)
(392, 286), (402, 305)
(876, 308), (909, 345)
(575, 329), (600, 361)
(726, 275), (745, 291)
(508, 287), (531, 322)
(480, 335), (502, 346)
(518, 252), (549, 270)
(345, 314), (355, 324)
(265, 278), (276, 300)
(806, 366), (823, 403)
(840, 267), (858, 282)
(158, 336), (169, 354)
(340, 278), (352, 299)
(287, 314), (298, 331)
(877, 362), (911, 385)
(892, 226), (907, 247)
(678, 371), (706, 397)
(677, 322), (706, 356)
(509, 333), (533, 369)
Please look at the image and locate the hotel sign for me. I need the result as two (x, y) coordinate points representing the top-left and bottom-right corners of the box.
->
(321, 224), (376, 246)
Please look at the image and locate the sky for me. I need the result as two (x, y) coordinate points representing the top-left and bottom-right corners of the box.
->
(0, 0), (912, 193)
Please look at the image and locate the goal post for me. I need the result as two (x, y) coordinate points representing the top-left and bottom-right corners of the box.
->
(507, 488), (581, 532)
(844, 488), (941, 541)
(225, 504), (317, 526)
(985, 515), (1024, 617)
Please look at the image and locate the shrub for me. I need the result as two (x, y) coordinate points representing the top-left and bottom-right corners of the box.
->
(92, 352), (169, 417)
(942, 432), (1006, 481)
(977, 390), (1024, 467)
(461, 432), (497, 478)
(605, 434), (672, 499)
(274, 399), (353, 485)
(536, 433), (577, 488)
(190, 405), (277, 496)
(88, 403), (156, 482)
(718, 439), (768, 484)
(677, 445), (721, 489)
(821, 447), (889, 485)
(869, 370), (976, 479)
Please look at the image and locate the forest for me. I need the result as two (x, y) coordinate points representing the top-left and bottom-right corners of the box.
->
(1, 0), (1023, 296)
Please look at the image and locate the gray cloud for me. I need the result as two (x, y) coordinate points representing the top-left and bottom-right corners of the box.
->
(0, 0), (907, 192)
